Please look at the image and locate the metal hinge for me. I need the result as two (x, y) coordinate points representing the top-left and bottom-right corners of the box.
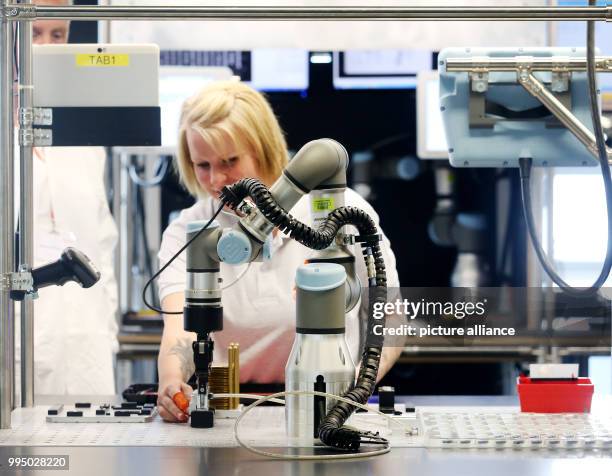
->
(20, 107), (53, 127)
(19, 128), (53, 147)
(34, 108), (53, 126)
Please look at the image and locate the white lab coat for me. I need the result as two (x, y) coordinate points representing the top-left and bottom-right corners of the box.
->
(15, 146), (119, 395)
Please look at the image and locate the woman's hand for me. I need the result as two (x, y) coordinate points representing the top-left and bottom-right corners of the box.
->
(157, 380), (193, 423)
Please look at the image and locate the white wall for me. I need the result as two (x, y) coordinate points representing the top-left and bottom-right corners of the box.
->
(108, 0), (548, 49)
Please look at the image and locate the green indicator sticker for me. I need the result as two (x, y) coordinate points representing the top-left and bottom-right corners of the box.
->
(312, 197), (335, 212)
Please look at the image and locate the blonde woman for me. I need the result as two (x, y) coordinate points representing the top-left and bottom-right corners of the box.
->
(156, 81), (401, 422)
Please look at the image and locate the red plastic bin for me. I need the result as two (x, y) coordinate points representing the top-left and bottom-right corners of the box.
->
(517, 375), (594, 413)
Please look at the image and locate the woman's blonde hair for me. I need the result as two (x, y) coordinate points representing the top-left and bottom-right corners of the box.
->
(176, 80), (288, 198)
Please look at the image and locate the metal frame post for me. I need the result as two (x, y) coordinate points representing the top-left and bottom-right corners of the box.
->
(0, 0), (15, 430)
(18, 0), (34, 409)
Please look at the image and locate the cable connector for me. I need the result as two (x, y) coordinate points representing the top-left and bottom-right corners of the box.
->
(219, 185), (242, 209)
(358, 430), (389, 446)
(319, 426), (362, 451)
(365, 251), (376, 280)
(518, 157), (533, 180)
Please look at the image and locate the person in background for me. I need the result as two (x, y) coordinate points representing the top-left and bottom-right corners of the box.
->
(156, 81), (402, 422)
(15, 0), (119, 395)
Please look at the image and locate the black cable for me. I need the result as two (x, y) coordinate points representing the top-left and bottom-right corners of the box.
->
(518, 7), (612, 296)
(130, 182), (140, 286)
(128, 155), (171, 310)
(135, 183), (157, 306)
(498, 172), (518, 284)
(105, 148), (114, 211)
(141, 202), (225, 315)
(128, 156), (170, 188)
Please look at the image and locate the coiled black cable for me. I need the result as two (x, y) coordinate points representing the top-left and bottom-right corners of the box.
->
(221, 178), (388, 451)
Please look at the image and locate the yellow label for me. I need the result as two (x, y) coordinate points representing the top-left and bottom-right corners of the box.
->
(76, 54), (130, 67)
(311, 197), (335, 212)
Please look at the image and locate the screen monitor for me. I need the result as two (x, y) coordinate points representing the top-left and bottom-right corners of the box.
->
(246, 49), (309, 92)
(417, 71), (449, 159)
(159, 48), (309, 93)
(333, 49), (432, 90)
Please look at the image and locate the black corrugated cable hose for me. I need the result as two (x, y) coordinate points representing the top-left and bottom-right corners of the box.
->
(221, 178), (388, 451)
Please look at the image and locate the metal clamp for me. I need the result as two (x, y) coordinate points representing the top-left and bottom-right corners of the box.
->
(470, 71), (489, 93)
(9, 270), (34, 292)
(516, 65), (534, 89)
(18, 108), (33, 128)
(551, 57), (571, 92)
(1, 5), (19, 19)
(551, 71), (570, 93)
(19, 128), (34, 147)
(3, 5), (35, 19)
(335, 233), (355, 246)
(237, 198), (255, 217)
(4, 267), (38, 301)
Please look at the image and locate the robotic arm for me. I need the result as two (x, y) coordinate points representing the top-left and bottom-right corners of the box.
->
(183, 138), (355, 427)
(182, 139), (388, 451)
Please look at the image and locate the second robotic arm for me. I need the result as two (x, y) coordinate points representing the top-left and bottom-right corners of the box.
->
(183, 138), (360, 428)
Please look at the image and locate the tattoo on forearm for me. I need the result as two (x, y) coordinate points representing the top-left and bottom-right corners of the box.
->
(168, 337), (195, 379)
